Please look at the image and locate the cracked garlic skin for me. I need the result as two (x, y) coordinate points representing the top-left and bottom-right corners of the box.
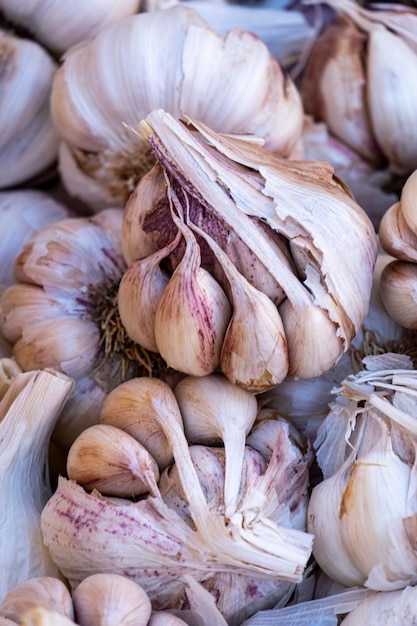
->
(120, 110), (377, 383)
(51, 5), (303, 209)
(0, 30), (58, 188)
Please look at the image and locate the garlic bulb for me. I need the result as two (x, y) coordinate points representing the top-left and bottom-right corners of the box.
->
(301, 0), (417, 175)
(121, 109), (377, 382)
(0, 369), (74, 603)
(0, 190), (69, 290)
(20, 607), (77, 626)
(41, 376), (314, 619)
(51, 6), (303, 209)
(0, 0), (140, 53)
(379, 169), (417, 328)
(308, 353), (417, 591)
(0, 577), (74, 624)
(72, 573), (152, 626)
(0, 30), (58, 188)
(342, 586), (417, 625)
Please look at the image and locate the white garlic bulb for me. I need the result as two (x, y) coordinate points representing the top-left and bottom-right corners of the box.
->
(51, 6), (304, 209)
(0, 190), (69, 289)
(0, 30), (58, 188)
(0, 0), (140, 53)
(308, 354), (417, 591)
(0, 577), (74, 624)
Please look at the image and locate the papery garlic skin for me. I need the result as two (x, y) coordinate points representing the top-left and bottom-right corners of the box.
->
(51, 6), (303, 209)
(0, 577), (74, 623)
(0, 0), (141, 53)
(0, 369), (74, 603)
(0, 190), (69, 290)
(0, 30), (58, 188)
(342, 585), (417, 625)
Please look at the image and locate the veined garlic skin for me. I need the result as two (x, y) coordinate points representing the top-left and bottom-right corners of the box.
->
(0, 577), (74, 623)
(0, 30), (58, 188)
(0, 190), (69, 289)
(0, 0), (140, 53)
(51, 6), (303, 209)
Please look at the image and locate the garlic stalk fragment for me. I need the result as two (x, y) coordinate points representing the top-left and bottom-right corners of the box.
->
(50, 6), (303, 209)
(0, 30), (58, 188)
(0, 368), (74, 603)
(136, 109), (377, 379)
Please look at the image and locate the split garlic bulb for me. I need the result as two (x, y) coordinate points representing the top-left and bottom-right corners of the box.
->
(308, 353), (417, 591)
(41, 375), (313, 622)
(0, 0), (140, 53)
(301, 0), (417, 175)
(51, 5), (304, 209)
(0, 30), (58, 188)
(120, 110), (377, 385)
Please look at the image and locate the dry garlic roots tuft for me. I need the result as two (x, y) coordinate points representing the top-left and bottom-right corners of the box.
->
(301, 0), (417, 175)
(50, 6), (303, 209)
(378, 169), (417, 330)
(119, 110), (377, 386)
(308, 353), (417, 591)
(0, 30), (58, 188)
(41, 374), (313, 623)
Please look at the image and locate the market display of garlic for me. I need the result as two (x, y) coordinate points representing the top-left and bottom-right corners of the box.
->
(0, 30), (58, 189)
(308, 353), (417, 591)
(0, 190), (69, 289)
(119, 109), (377, 385)
(301, 0), (417, 175)
(0, 0), (140, 54)
(379, 169), (417, 328)
(50, 6), (304, 209)
(0, 369), (74, 603)
(41, 374), (313, 622)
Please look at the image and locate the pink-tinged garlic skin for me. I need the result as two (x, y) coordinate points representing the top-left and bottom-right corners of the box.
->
(0, 577), (74, 623)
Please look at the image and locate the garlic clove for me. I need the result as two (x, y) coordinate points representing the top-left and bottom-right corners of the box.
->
(379, 260), (417, 329)
(396, 167), (417, 235)
(378, 201), (417, 262)
(67, 423), (160, 498)
(20, 607), (77, 626)
(118, 231), (181, 353)
(0, 577), (74, 623)
(367, 28), (417, 174)
(174, 373), (257, 516)
(100, 377), (184, 471)
(301, 18), (383, 165)
(154, 208), (231, 376)
(148, 612), (189, 625)
(72, 573), (151, 626)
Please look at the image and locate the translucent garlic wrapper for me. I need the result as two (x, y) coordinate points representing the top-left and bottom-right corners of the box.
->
(308, 353), (417, 591)
(120, 110), (377, 386)
(41, 375), (314, 623)
(0, 0), (140, 53)
(379, 169), (417, 329)
(51, 6), (304, 209)
(301, 0), (417, 176)
(0, 30), (58, 188)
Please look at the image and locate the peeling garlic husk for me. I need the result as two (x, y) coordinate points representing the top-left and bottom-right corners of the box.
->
(51, 6), (303, 209)
(0, 369), (74, 603)
(124, 109), (377, 381)
(0, 577), (74, 624)
(0, 0), (140, 53)
(301, 0), (417, 175)
(67, 423), (160, 498)
(0, 30), (58, 188)
(308, 354), (417, 591)
(72, 573), (152, 626)
(41, 375), (314, 617)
